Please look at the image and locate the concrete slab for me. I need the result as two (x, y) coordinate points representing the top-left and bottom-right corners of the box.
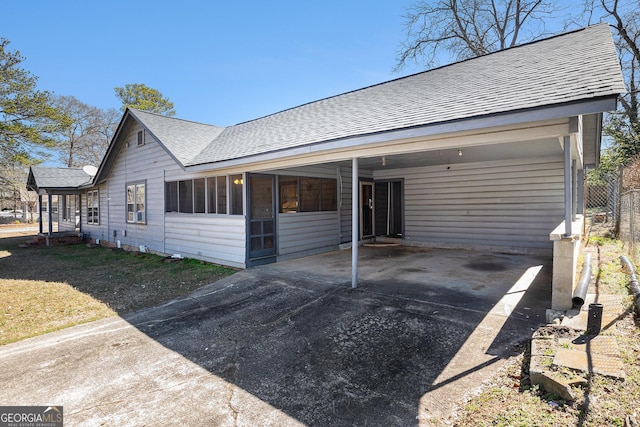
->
(0, 247), (551, 426)
(561, 294), (624, 331)
(553, 348), (626, 379)
(559, 335), (620, 356)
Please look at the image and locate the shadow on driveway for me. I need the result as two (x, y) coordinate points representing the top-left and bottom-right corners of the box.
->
(0, 246), (551, 425)
(128, 247), (551, 425)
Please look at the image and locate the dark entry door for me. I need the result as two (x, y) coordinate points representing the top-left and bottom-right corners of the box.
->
(360, 181), (374, 239)
(375, 181), (403, 238)
(248, 174), (276, 262)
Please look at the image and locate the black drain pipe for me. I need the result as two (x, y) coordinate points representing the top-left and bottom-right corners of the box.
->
(572, 253), (593, 308)
(620, 256), (640, 315)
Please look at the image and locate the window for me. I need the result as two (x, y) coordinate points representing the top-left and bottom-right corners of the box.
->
(217, 176), (227, 214)
(127, 182), (146, 223)
(166, 176), (233, 215)
(279, 176), (298, 213)
(178, 180), (193, 213)
(137, 130), (145, 146)
(279, 176), (337, 213)
(62, 195), (72, 221)
(165, 182), (178, 212)
(230, 174), (243, 215)
(87, 190), (99, 224)
(194, 178), (206, 213)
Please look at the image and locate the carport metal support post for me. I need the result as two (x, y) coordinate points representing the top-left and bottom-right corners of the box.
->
(352, 157), (359, 288)
(563, 136), (572, 237)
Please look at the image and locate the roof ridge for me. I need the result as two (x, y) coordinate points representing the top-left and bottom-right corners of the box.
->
(128, 108), (225, 129)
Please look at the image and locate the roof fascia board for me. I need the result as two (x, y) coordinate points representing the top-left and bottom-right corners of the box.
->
(186, 97), (617, 173)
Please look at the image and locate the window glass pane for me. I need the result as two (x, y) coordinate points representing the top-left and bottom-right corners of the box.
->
(279, 176), (298, 213)
(194, 178), (206, 213)
(300, 177), (320, 212)
(217, 176), (227, 214)
(178, 180), (193, 213)
(127, 185), (135, 205)
(230, 174), (243, 215)
(165, 182), (178, 212)
(321, 179), (337, 211)
(127, 185), (135, 222)
(207, 177), (217, 214)
(136, 184), (145, 210)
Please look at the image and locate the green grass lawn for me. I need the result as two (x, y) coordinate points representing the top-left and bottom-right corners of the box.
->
(0, 233), (236, 345)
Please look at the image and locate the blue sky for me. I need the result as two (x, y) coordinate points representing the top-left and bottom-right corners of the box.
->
(1, 0), (426, 126)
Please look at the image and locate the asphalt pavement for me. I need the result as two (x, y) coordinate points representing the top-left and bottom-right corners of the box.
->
(0, 247), (551, 426)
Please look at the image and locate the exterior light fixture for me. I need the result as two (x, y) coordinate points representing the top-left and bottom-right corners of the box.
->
(381, 156), (387, 166)
(233, 178), (243, 185)
(458, 149), (463, 156)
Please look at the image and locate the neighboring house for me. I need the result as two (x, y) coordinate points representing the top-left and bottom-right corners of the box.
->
(26, 25), (625, 310)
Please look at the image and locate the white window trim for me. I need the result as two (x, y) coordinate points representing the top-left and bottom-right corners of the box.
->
(126, 181), (146, 224)
(87, 189), (99, 225)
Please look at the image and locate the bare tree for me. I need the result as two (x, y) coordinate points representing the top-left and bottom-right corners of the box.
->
(53, 96), (119, 167)
(396, 0), (564, 70)
(583, 0), (640, 166)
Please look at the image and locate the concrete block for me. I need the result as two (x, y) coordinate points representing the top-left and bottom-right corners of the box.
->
(530, 372), (576, 401)
(559, 336), (619, 356)
(531, 338), (555, 356)
(553, 348), (626, 379)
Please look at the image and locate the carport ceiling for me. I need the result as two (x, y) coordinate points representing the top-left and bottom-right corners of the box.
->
(350, 137), (562, 171)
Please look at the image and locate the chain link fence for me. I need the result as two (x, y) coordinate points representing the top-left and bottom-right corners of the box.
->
(587, 157), (640, 262)
(586, 171), (619, 228)
(619, 190), (640, 263)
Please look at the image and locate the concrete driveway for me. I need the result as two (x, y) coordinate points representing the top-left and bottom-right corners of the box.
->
(0, 246), (551, 426)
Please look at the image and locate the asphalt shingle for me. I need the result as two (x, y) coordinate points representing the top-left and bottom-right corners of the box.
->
(131, 24), (626, 167)
(29, 167), (93, 189)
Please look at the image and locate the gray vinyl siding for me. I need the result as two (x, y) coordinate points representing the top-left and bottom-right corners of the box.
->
(164, 214), (246, 268)
(104, 125), (178, 252)
(57, 195), (78, 232)
(374, 156), (564, 252)
(278, 211), (339, 258)
(338, 166), (352, 244)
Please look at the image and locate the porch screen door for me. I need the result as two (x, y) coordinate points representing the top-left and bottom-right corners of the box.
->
(248, 175), (276, 260)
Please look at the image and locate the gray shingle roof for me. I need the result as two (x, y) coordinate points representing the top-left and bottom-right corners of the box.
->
(28, 167), (93, 189)
(128, 24), (626, 168)
(128, 109), (225, 165)
(188, 24), (624, 166)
